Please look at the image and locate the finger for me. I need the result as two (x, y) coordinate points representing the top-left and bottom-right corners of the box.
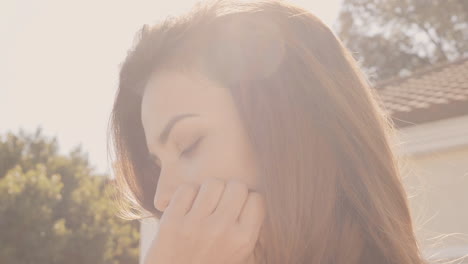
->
(188, 177), (225, 218)
(238, 192), (266, 229)
(212, 180), (248, 222)
(163, 183), (200, 219)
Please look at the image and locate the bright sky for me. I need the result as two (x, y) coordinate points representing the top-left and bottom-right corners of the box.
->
(0, 0), (342, 176)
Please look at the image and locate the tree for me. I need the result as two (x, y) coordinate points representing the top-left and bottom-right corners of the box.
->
(0, 127), (139, 264)
(335, 0), (468, 81)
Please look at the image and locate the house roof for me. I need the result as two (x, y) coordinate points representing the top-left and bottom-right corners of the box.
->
(375, 57), (468, 128)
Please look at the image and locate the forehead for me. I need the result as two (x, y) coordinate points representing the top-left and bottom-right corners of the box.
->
(140, 70), (228, 146)
(141, 70), (200, 130)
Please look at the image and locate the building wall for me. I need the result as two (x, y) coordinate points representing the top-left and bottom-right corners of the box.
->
(402, 146), (468, 262)
(396, 115), (468, 263)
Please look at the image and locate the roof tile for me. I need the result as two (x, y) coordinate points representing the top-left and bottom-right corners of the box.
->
(375, 57), (468, 127)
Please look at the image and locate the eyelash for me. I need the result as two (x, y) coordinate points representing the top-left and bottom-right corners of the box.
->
(149, 136), (204, 169)
(180, 136), (204, 158)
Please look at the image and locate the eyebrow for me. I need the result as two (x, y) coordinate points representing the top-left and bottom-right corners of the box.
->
(149, 113), (200, 161)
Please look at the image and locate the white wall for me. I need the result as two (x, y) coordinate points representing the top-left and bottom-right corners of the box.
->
(397, 115), (468, 262)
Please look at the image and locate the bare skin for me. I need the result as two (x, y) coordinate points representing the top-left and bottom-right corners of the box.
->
(140, 70), (266, 264)
(142, 178), (265, 264)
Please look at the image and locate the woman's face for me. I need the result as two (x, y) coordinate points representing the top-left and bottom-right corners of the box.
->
(141, 69), (261, 213)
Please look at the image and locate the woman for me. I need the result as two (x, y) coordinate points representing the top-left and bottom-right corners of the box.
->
(108, 0), (428, 263)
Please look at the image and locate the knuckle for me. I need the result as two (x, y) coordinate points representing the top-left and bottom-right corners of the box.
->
(176, 183), (198, 197)
(203, 177), (225, 191)
(248, 191), (261, 199)
(181, 183), (199, 192)
(226, 179), (247, 194)
(168, 184), (198, 208)
(248, 191), (265, 207)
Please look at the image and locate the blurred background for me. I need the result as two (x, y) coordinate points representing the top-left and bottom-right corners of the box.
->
(1, 0), (467, 263)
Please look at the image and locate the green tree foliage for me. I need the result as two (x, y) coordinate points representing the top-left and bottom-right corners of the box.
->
(0, 127), (139, 264)
(336, 0), (468, 81)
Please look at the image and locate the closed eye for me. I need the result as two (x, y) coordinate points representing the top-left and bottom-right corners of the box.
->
(180, 136), (204, 158)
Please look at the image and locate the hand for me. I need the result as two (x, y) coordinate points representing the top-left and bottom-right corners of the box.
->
(143, 178), (266, 264)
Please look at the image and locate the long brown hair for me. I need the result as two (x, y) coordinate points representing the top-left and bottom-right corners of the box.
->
(107, 0), (427, 263)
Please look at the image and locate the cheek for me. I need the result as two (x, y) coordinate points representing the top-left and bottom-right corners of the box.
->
(180, 132), (260, 190)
